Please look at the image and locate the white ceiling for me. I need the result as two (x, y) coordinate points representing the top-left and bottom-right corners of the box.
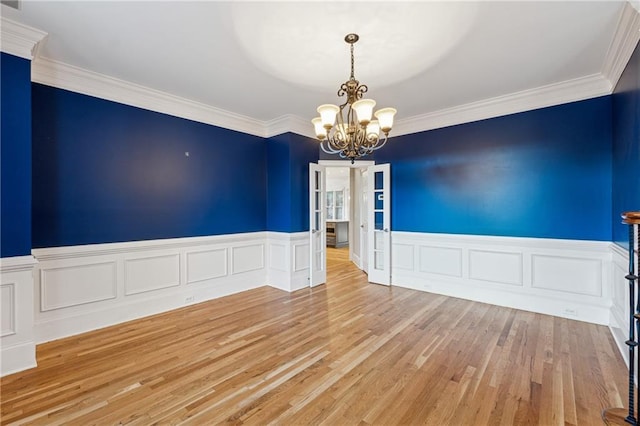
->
(1, 1), (636, 136)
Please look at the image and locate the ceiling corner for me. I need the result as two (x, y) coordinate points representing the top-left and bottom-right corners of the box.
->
(0, 17), (47, 60)
(601, 2), (640, 90)
(264, 115), (316, 140)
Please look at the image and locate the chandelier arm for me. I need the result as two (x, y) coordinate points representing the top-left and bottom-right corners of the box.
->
(321, 140), (343, 154)
(327, 134), (349, 152)
(371, 134), (389, 151)
(325, 140), (343, 153)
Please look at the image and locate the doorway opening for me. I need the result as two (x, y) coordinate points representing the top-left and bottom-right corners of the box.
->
(320, 160), (372, 278)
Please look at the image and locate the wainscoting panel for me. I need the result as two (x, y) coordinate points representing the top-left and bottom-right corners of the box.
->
(531, 254), (602, 296)
(469, 250), (523, 286)
(293, 242), (309, 273)
(392, 232), (611, 325)
(124, 254), (180, 295)
(1, 283), (15, 337)
(232, 245), (265, 275)
(32, 232), (268, 345)
(393, 244), (415, 271)
(418, 245), (461, 277)
(0, 255), (38, 376)
(269, 244), (286, 272)
(41, 262), (117, 310)
(186, 248), (228, 284)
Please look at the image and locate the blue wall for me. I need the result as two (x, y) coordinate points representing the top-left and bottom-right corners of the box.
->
(612, 42), (640, 249)
(15, 50), (638, 249)
(1, 53), (32, 257)
(32, 84), (266, 248)
(266, 133), (318, 232)
(266, 134), (292, 232)
(376, 96), (613, 241)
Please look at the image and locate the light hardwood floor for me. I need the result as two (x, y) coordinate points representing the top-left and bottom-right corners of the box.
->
(1, 247), (628, 425)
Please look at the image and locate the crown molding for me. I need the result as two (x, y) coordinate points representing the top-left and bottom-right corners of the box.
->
(392, 74), (612, 137)
(601, 2), (640, 90)
(25, 0), (638, 141)
(0, 17), (47, 60)
(31, 57), (267, 137)
(264, 114), (315, 139)
(30, 55), (613, 140)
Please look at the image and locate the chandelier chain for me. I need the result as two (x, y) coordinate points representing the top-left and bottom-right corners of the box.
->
(350, 42), (355, 80)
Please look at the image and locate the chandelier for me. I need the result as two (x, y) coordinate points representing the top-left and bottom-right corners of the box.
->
(311, 33), (397, 164)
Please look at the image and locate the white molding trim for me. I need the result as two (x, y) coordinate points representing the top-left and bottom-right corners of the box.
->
(0, 255), (38, 272)
(392, 74), (612, 136)
(264, 114), (315, 139)
(602, 2), (640, 90)
(0, 17), (47, 60)
(29, 54), (616, 140)
(31, 57), (267, 137)
(32, 231), (265, 260)
(1, 341), (36, 376)
(392, 232), (613, 325)
(1, 255), (38, 376)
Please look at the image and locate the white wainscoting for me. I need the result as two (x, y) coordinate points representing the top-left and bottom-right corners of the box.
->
(5, 230), (630, 377)
(266, 232), (310, 292)
(392, 232), (612, 325)
(610, 243), (631, 365)
(32, 232), (269, 344)
(0, 255), (38, 376)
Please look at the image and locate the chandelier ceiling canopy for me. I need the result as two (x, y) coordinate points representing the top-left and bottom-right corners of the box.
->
(312, 34), (397, 163)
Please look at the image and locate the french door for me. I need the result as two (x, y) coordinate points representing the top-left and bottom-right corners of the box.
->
(309, 163), (326, 287)
(367, 164), (391, 285)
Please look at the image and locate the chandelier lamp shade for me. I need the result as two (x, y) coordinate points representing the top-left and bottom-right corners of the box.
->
(311, 33), (397, 163)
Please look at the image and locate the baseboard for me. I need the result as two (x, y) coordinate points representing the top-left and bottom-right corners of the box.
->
(392, 232), (612, 325)
(0, 341), (37, 376)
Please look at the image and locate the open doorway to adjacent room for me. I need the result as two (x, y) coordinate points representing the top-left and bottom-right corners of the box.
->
(321, 161), (372, 277)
